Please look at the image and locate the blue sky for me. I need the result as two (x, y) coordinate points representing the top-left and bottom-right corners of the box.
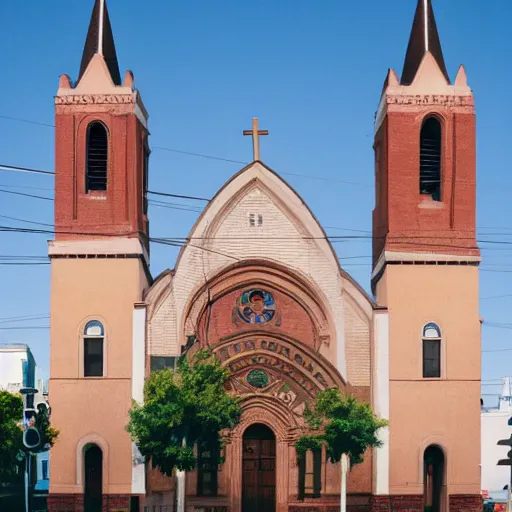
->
(0, 0), (511, 402)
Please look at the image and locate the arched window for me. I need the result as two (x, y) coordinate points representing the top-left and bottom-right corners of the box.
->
(84, 444), (103, 512)
(86, 122), (108, 192)
(298, 448), (322, 500)
(197, 441), (220, 497)
(424, 445), (445, 512)
(420, 117), (442, 201)
(84, 321), (104, 377)
(423, 323), (441, 378)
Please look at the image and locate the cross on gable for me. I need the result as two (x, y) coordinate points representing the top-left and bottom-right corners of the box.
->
(243, 117), (269, 161)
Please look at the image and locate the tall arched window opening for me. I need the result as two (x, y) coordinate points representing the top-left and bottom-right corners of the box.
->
(84, 321), (104, 377)
(424, 445), (445, 512)
(420, 117), (442, 201)
(298, 448), (322, 500)
(86, 122), (108, 192)
(197, 441), (220, 497)
(84, 444), (103, 512)
(142, 140), (150, 216)
(423, 323), (441, 379)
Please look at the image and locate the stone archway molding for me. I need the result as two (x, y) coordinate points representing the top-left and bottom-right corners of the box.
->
(75, 432), (110, 492)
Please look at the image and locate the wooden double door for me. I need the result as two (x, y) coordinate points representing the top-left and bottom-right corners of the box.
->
(242, 424), (276, 512)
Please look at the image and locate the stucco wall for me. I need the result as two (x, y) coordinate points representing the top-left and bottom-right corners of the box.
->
(376, 265), (480, 495)
(49, 256), (147, 494)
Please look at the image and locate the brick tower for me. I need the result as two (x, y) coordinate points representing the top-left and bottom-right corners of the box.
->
(372, 1), (481, 511)
(48, 1), (150, 510)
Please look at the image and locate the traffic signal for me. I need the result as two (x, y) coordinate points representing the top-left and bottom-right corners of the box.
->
(23, 427), (41, 450)
(497, 435), (512, 466)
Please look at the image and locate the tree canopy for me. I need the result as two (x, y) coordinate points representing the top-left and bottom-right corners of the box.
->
(296, 388), (387, 466)
(126, 351), (242, 476)
(0, 391), (23, 479)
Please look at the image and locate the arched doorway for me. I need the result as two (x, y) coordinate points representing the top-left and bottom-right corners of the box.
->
(424, 445), (445, 512)
(84, 444), (103, 512)
(242, 424), (276, 512)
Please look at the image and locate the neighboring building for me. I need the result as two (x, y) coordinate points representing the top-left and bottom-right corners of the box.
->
(481, 378), (512, 502)
(48, 1), (481, 512)
(0, 343), (36, 394)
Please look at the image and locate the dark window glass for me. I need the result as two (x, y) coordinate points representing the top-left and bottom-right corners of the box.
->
(420, 117), (442, 201)
(86, 122), (108, 192)
(423, 339), (441, 378)
(150, 356), (176, 373)
(197, 443), (219, 497)
(42, 460), (49, 480)
(84, 338), (103, 377)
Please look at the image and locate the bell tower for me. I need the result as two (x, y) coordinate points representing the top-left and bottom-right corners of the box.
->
(48, 1), (150, 511)
(371, 1), (481, 511)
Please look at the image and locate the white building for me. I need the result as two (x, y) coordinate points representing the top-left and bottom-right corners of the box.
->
(0, 343), (36, 393)
(481, 377), (512, 500)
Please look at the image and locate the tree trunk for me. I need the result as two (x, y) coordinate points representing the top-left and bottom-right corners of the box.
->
(340, 453), (349, 512)
(176, 469), (185, 512)
(176, 437), (187, 512)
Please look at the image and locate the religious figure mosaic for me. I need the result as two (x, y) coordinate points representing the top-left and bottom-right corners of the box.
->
(235, 289), (276, 324)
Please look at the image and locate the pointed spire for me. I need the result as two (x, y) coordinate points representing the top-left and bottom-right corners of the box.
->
(401, 0), (450, 86)
(78, 0), (121, 86)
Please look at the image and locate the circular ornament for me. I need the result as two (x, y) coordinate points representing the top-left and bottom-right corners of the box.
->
(237, 289), (276, 324)
(247, 369), (269, 389)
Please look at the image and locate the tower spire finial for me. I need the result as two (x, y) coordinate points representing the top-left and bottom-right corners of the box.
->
(78, 0), (121, 86)
(401, 0), (449, 86)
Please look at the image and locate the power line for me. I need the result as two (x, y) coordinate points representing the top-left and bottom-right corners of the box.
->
(0, 115), (54, 128)
(0, 164), (54, 175)
(0, 326), (49, 330)
(148, 190), (210, 203)
(0, 188), (53, 201)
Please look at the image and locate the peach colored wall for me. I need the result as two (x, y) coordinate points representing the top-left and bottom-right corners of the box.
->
(376, 265), (480, 495)
(49, 257), (148, 494)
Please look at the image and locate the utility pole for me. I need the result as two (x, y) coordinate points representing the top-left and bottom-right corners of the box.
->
(20, 386), (40, 512)
(497, 429), (512, 511)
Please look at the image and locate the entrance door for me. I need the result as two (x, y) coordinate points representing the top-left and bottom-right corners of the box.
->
(242, 424), (276, 512)
(84, 445), (103, 512)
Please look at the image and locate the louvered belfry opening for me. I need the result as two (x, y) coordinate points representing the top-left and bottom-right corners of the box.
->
(86, 122), (108, 192)
(420, 117), (442, 201)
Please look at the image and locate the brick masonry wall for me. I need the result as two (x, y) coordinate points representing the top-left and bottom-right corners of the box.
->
(449, 494), (482, 512)
(47, 494), (131, 512)
(148, 165), (361, 383)
(369, 495), (423, 512)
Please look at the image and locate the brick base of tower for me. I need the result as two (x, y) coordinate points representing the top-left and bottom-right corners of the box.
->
(47, 493), (132, 512)
(369, 494), (482, 512)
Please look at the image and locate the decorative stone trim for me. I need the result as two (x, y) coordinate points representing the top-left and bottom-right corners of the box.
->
(55, 94), (137, 105)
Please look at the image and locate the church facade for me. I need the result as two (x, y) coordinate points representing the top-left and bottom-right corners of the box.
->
(48, 1), (482, 512)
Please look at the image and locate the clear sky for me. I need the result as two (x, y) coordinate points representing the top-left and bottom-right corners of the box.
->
(0, 0), (511, 402)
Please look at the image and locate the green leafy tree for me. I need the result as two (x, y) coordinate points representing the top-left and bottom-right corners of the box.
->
(296, 388), (387, 511)
(126, 351), (242, 476)
(296, 388), (387, 464)
(0, 391), (23, 480)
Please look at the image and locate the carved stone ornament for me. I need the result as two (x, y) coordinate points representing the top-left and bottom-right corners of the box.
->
(55, 93), (137, 106)
(386, 94), (474, 107)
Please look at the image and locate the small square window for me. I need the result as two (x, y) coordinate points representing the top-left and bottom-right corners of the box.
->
(249, 213), (263, 227)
